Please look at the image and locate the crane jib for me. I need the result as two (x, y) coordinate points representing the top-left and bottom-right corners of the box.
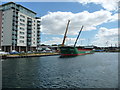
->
(74, 26), (84, 47)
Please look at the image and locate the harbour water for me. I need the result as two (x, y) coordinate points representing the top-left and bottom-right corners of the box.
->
(2, 52), (118, 88)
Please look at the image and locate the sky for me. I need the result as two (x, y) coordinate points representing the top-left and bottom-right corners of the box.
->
(1, 0), (119, 47)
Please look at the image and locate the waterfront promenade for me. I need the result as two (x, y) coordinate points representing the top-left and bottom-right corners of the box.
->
(0, 53), (59, 59)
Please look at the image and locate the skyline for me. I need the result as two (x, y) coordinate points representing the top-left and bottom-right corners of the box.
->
(1, 0), (119, 47)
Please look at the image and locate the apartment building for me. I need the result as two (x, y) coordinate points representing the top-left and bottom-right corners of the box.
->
(0, 2), (41, 52)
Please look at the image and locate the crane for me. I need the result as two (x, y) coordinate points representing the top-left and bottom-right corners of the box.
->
(74, 25), (84, 47)
(61, 20), (70, 46)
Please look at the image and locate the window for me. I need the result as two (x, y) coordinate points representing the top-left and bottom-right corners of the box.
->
(20, 27), (24, 30)
(20, 23), (25, 26)
(20, 14), (25, 18)
(20, 40), (24, 43)
(20, 19), (25, 22)
(20, 36), (24, 39)
(20, 31), (24, 34)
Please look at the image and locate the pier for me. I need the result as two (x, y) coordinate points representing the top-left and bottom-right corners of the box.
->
(1, 53), (60, 59)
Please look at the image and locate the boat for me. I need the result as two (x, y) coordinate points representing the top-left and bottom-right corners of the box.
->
(60, 46), (94, 57)
(59, 20), (94, 57)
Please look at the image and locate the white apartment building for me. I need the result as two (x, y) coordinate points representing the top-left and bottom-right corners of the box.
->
(0, 2), (41, 52)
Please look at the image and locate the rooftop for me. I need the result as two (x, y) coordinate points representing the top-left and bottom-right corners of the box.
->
(0, 2), (36, 14)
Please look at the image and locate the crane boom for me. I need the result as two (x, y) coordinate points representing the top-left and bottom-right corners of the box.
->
(74, 25), (84, 47)
(61, 20), (70, 46)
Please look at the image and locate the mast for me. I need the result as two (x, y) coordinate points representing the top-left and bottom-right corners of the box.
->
(74, 25), (84, 47)
(61, 20), (70, 46)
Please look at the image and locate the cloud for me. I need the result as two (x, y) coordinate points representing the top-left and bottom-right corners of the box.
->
(1, 0), (119, 11)
(108, 13), (119, 22)
(42, 37), (63, 45)
(92, 27), (119, 47)
(41, 10), (116, 35)
(1, 0), (75, 2)
(76, 0), (119, 11)
(42, 37), (85, 45)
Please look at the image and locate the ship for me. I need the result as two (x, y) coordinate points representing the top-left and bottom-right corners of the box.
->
(59, 20), (94, 57)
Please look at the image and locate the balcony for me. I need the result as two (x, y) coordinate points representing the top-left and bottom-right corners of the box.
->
(27, 42), (31, 46)
(27, 30), (32, 34)
(12, 31), (17, 35)
(37, 27), (40, 29)
(27, 34), (32, 38)
(37, 20), (40, 23)
(13, 17), (18, 21)
(27, 27), (32, 30)
(13, 28), (18, 31)
(37, 33), (40, 36)
(13, 14), (18, 18)
(27, 39), (31, 42)
(27, 18), (32, 22)
(37, 37), (40, 39)
(27, 23), (32, 26)
(12, 36), (17, 40)
(37, 40), (40, 43)
(37, 30), (40, 33)
(37, 23), (40, 25)
(12, 40), (17, 45)
(12, 7), (19, 11)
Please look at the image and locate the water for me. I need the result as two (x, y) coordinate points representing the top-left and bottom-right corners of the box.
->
(2, 52), (118, 88)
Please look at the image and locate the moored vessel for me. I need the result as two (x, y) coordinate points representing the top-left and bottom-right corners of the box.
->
(59, 20), (94, 57)
(60, 46), (94, 57)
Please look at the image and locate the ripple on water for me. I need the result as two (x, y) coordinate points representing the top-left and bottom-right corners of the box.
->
(2, 53), (118, 88)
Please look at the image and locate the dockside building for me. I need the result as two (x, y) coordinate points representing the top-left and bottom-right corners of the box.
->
(0, 2), (41, 52)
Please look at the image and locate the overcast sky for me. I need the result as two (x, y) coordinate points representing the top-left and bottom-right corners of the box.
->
(1, 0), (119, 47)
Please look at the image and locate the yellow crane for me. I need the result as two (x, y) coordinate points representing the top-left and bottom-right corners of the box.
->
(61, 20), (70, 46)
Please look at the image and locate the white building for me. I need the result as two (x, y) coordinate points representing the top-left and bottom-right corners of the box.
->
(0, 2), (41, 52)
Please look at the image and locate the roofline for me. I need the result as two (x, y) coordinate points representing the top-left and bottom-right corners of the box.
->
(0, 2), (36, 14)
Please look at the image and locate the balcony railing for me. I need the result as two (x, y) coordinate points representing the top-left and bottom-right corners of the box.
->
(27, 30), (32, 34)
(27, 27), (32, 30)
(27, 42), (31, 46)
(27, 34), (32, 37)
(12, 36), (17, 39)
(12, 31), (17, 35)
(27, 23), (32, 26)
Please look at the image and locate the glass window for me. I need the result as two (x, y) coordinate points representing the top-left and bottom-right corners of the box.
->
(20, 23), (25, 26)
(20, 19), (25, 22)
(20, 27), (24, 30)
(20, 36), (24, 39)
(20, 40), (24, 43)
(20, 14), (25, 18)
(20, 31), (24, 34)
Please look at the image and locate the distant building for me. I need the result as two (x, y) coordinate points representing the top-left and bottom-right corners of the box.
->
(0, 2), (41, 52)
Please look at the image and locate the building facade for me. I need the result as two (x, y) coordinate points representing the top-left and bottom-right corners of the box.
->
(0, 2), (41, 52)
